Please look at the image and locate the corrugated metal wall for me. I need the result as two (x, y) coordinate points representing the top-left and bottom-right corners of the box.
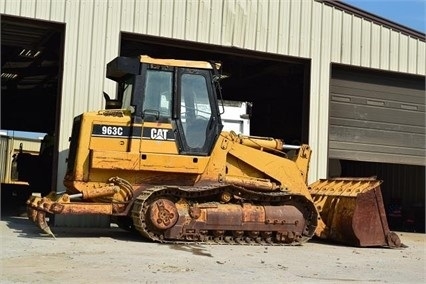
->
(1, 0), (425, 185)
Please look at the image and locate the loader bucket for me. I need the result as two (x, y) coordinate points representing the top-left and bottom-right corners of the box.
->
(309, 177), (402, 248)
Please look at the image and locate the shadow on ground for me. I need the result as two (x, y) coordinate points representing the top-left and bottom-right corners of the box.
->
(1, 213), (148, 242)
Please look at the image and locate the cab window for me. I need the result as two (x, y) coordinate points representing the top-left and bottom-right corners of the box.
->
(180, 73), (212, 148)
(143, 70), (172, 120)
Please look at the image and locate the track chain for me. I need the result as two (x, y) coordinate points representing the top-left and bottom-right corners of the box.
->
(131, 185), (317, 246)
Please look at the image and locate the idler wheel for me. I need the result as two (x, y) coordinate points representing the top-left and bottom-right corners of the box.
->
(148, 199), (179, 230)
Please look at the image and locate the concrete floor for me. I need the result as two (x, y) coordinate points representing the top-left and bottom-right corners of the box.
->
(1, 214), (425, 284)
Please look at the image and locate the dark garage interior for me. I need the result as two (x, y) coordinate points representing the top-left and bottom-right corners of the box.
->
(1, 15), (64, 215)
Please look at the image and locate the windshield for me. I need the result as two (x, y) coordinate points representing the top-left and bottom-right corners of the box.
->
(143, 69), (173, 118)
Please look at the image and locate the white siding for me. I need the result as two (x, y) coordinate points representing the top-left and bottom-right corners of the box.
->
(379, 27), (390, 69)
(288, 0), (302, 56)
(20, 0), (35, 17)
(243, 0), (256, 50)
(255, 0), (268, 52)
(266, 0), (279, 53)
(1, 0), (425, 185)
(370, 25), (382, 68)
(233, 0), (247, 48)
(299, 1), (312, 58)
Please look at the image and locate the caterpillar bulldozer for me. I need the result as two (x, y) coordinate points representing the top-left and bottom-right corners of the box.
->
(26, 55), (401, 248)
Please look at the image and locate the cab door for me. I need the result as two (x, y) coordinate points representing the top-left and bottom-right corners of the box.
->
(175, 68), (222, 156)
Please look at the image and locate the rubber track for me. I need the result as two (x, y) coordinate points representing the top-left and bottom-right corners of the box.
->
(131, 185), (317, 246)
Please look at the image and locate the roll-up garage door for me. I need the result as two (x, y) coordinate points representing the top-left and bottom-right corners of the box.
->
(329, 66), (425, 166)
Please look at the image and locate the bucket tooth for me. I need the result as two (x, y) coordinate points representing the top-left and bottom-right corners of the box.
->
(27, 206), (38, 223)
(36, 210), (55, 238)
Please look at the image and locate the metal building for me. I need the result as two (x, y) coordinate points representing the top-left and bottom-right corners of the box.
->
(1, 0), (425, 229)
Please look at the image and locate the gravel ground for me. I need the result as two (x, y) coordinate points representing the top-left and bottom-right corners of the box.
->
(1, 215), (425, 283)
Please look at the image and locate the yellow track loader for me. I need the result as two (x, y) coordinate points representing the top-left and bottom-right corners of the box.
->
(27, 55), (401, 247)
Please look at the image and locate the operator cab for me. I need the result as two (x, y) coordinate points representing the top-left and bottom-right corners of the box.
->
(105, 55), (223, 156)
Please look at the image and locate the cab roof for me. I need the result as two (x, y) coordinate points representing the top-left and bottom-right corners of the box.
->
(140, 55), (220, 70)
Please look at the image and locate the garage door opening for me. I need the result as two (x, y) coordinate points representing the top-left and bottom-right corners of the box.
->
(1, 15), (65, 215)
(328, 65), (425, 233)
(120, 33), (311, 145)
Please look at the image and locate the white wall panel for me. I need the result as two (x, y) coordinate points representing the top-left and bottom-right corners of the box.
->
(3, 0), (19, 14)
(103, 0), (121, 97)
(172, 0), (186, 39)
(399, 34), (409, 72)
(308, 1), (323, 180)
(370, 24), (380, 68)
(35, 0), (50, 19)
(277, 0), (290, 55)
(243, 0), (256, 50)
(389, 31), (399, 71)
(221, 0), (235, 46)
(351, 16), (361, 65)
(407, 38), (418, 74)
(360, 20), (371, 67)
(59, 0), (79, 157)
(315, 4), (333, 179)
(299, 0), (312, 58)
(89, 1), (108, 110)
(233, 0), (247, 48)
(147, 0), (160, 36)
(185, 0), (199, 41)
(159, 1), (173, 37)
(418, 43), (425, 74)
(341, 12), (352, 64)
(321, 4), (332, 61)
(255, 0), (267, 52)
(288, 0), (301, 56)
(379, 27), (390, 69)
(266, 0), (278, 53)
(50, 0), (65, 22)
(330, 8), (342, 63)
(20, 0), (35, 18)
(50, 0), (77, 194)
(208, 0), (222, 44)
(134, 0), (148, 34)
(76, 0), (95, 112)
(197, 0), (211, 43)
(121, 0), (135, 32)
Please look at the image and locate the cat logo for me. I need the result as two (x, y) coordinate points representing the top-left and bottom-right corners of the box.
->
(151, 128), (169, 140)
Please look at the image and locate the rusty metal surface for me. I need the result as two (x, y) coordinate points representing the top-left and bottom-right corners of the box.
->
(26, 193), (114, 237)
(148, 199), (179, 230)
(26, 195), (54, 237)
(131, 185), (317, 245)
(310, 178), (402, 248)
